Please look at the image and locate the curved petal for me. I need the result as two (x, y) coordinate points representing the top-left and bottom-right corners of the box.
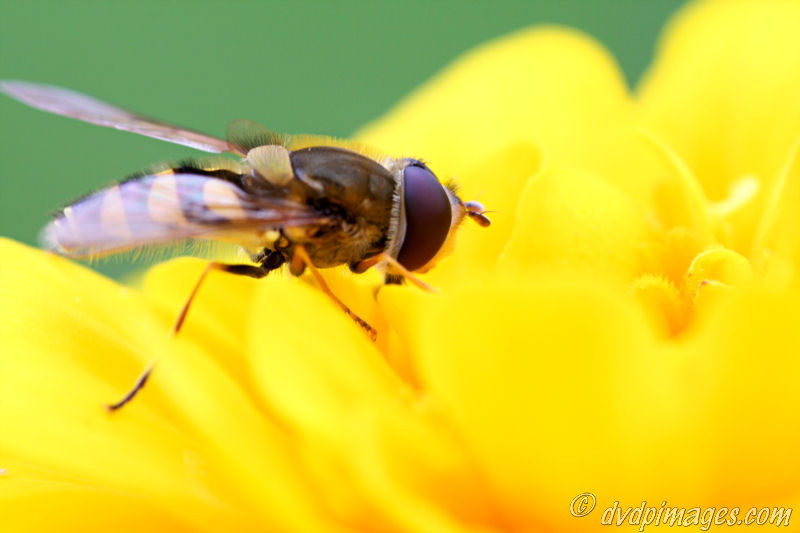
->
(0, 240), (347, 532)
(420, 141), (542, 288)
(0, 240), (243, 530)
(244, 275), (400, 435)
(686, 286), (800, 502)
(497, 167), (654, 284)
(243, 277), (496, 532)
(684, 248), (753, 296)
(379, 275), (708, 531)
(751, 139), (800, 281)
(640, 130), (714, 245)
(382, 274), (800, 528)
(631, 273), (689, 337)
(638, 0), (800, 204)
(356, 27), (661, 205)
(141, 258), (257, 399)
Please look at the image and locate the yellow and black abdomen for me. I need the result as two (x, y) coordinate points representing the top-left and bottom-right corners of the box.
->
(41, 168), (326, 259)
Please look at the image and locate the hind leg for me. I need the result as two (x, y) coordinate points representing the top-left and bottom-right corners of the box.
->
(106, 251), (284, 412)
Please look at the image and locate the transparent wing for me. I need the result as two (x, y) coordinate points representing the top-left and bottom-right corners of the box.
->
(284, 133), (387, 161)
(1, 80), (235, 154)
(224, 119), (388, 161)
(41, 173), (329, 258)
(226, 118), (285, 152)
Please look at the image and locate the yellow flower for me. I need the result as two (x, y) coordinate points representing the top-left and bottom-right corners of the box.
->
(2, 0), (800, 531)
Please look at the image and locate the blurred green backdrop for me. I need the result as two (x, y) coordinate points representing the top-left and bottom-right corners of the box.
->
(1, 0), (685, 276)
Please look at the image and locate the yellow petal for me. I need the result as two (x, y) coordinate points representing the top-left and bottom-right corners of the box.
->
(244, 277), (495, 532)
(420, 141), (541, 287)
(498, 167), (653, 284)
(709, 174), (763, 253)
(383, 273), (800, 528)
(0, 240), (348, 532)
(686, 286), (800, 501)
(356, 27), (663, 205)
(639, 0), (800, 204)
(141, 257), (259, 400)
(630, 273), (690, 337)
(751, 138), (800, 279)
(244, 274), (400, 435)
(641, 129), (714, 245)
(0, 240), (244, 530)
(2, 460), (195, 533)
(652, 226), (705, 288)
(685, 248), (753, 297)
(380, 275), (706, 530)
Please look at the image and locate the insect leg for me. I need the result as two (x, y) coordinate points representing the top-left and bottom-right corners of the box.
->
(106, 361), (154, 412)
(171, 259), (279, 336)
(380, 254), (437, 293)
(107, 255), (283, 413)
(353, 253), (437, 293)
(292, 245), (377, 341)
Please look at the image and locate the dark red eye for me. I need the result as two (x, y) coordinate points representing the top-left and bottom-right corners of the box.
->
(396, 163), (452, 271)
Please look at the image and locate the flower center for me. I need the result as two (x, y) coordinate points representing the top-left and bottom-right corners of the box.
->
(631, 175), (760, 337)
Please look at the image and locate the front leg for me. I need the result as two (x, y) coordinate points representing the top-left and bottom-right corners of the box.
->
(352, 253), (437, 293)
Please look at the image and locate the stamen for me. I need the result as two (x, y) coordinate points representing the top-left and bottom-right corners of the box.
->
(710, 175), (760, 218)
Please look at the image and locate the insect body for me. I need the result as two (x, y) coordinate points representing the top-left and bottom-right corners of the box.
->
(1, 81), (490, 408)
(44, 146), (397, 273)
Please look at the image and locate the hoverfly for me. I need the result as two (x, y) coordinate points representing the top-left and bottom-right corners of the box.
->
(1, 81), (490, 409)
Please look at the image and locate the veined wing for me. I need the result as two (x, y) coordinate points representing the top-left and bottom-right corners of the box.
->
(41, 173), (330, 258)
(224, 120), (388, 161)
(285, 134), (371, 152)
(225, 119), (380, 163)
(226, 118), (285, 152)
(284, 133), (386, 161)
(0, 80), (235, 154)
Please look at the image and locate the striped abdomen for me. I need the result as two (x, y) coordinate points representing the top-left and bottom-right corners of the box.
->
(41, 172), (325, 258)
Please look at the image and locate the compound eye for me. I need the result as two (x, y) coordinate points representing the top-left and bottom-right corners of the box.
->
(396, 163), (452, 271)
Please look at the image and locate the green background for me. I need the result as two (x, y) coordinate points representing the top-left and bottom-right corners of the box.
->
(1, 0), (686, 276)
